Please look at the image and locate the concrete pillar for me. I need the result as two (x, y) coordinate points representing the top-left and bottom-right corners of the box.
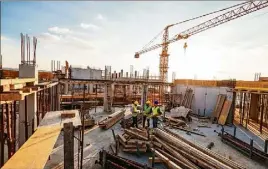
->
(89, 84), (93, 93)
(18, 64), (38, 147)
(141, 85), (148, 108)
(64, 83), (68, 95)
(57, 84), (61, 111)
(103, 84), (113, 112)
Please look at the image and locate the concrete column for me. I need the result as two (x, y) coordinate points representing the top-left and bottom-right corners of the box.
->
(18, 64), (38, 147)
(141, 85), (148, 108)
(103, 84), (113, 112)
(64, 83), (68, 95)
(89, 84), (93, 93)
(57, 84), (61, 111)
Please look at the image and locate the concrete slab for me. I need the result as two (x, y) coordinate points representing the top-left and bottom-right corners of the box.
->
(38, 110), (81, 128)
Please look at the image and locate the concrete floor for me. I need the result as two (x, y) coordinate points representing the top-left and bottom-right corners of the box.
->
(44, 108), (268, 169)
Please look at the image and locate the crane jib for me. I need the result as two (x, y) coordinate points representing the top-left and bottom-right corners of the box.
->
(135, 1), (268, 56)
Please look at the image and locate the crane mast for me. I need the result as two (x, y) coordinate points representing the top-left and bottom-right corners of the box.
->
(134, 1), (268, 84)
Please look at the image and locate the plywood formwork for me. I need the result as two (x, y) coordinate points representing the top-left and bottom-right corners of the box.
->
(2, 126), (62, 169)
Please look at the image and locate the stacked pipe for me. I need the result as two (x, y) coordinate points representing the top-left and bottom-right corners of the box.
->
(151, 128), (246, 169)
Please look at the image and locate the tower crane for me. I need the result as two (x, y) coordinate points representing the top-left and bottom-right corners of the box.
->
(134, 1), (268, 83)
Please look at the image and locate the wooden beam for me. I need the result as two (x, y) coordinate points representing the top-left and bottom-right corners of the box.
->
(0, 78), (37, 86)
(0, 85), (10, 92)
(0, 93), (23, 101)
(10, 84), (24, 90)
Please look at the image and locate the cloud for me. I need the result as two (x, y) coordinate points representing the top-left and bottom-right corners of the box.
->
(80, 23), (100, 30)
(96, 14), (104, 20)
(48, 26), (71, 35)
(1, 36), (10, 41)
(38, 32), (61, 41)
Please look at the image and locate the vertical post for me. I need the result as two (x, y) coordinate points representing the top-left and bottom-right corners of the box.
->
(221, 126), (224, 141)
(6, 103), (12, 159)
(13, 101), (16, 154)
(260, 94), (264, 133)
(80, 84), (86, 169)
(0, 104), (5, 167)
(151, 149), (155, 168)
(25, 96), (28, 141)
(37, 92), (39, 126)
(249, 139), (253, 159)
(233, 126), (237, 138)
(64, 122), (74, 169)
(102, 150), (107, 169)
(95, 84), (97, 113)
(241, 93), (246, 126)
(264, 139), (268, 154)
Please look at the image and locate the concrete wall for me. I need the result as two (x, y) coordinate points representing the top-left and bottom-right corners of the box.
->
(175, 85), (233, 117)
(71, 67), (102, 80)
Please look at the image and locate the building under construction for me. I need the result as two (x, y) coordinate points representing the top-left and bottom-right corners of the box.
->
(1, 1), (268, 169)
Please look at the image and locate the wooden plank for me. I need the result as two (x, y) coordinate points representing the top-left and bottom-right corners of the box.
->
(0, 85), (10, 92)
(215, 95), (227, 120)
(2, 126), (62, 169)
(0, 93), (23, 101)
(61, 112), (76, 118)
(0, 78), (37, 86)
(10, 84), (24, 90)
(218, 100), (232, 125)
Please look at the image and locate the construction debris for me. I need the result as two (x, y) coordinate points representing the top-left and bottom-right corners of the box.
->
(98, 109), (125, 129)
(170, 106), (192, 121)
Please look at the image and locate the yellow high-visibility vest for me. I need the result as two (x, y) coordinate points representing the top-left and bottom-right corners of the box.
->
(132, 104), (138, 117)
(143, 105), (151, 117)
(152, 106), (160, 117)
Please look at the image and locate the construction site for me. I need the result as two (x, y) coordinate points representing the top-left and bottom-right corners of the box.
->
(1, 1), (268, 169)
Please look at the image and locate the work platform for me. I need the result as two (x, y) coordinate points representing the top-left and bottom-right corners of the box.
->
(1, 110), (81, 169)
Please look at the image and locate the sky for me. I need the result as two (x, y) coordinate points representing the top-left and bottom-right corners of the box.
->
(1, 1), (268, 82)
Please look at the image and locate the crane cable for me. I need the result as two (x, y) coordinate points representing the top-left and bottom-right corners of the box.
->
(141, 1), (250, 50)
(172, 1), (250, 27)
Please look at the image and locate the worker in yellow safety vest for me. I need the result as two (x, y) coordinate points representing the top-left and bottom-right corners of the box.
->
(151, 100), (162, 128)
(131, 100), (139, 128)
(143, 100), (152, 128)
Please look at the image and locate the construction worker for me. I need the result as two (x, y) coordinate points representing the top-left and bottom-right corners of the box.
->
(131, 100), (140, 128)
(143, 100), (152, 128)
(151, 100), (162, 128)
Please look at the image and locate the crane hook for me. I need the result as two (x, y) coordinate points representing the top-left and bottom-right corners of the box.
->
(183, 42), (188, 55)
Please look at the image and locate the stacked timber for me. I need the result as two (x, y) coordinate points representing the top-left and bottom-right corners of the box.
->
(152, 128), (245, 169)
(98, 109), (125, 129)
(117, 127), (149, 153)
(117, 127), (245, 169)
(181, 88), (194, 108)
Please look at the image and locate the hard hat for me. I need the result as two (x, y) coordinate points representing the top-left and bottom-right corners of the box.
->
(154, 100), (159, 105)
(134, 101), (139, 105)
(146, 100), (151, 104)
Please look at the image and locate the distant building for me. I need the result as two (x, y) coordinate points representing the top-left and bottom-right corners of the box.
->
(70, 66), (102, 80)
